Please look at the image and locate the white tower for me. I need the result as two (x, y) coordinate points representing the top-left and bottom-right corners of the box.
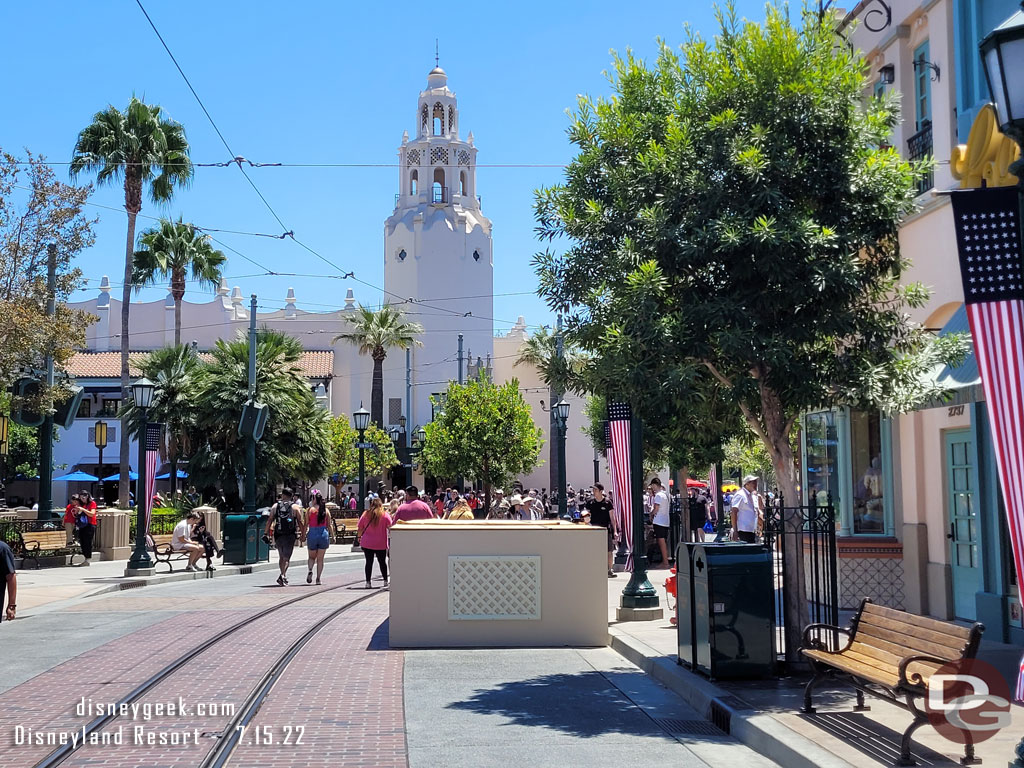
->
(384, 66), (494, 435)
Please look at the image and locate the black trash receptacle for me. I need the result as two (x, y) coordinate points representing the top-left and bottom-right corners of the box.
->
(675, 542), (701, 669)
(692, 542), (774, 680)
(258, 511), (270, 562)
(223, 514), (259, 565)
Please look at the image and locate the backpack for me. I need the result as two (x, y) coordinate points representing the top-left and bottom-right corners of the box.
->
(74, 509), (91, 529)
(274, 500), (297, 537)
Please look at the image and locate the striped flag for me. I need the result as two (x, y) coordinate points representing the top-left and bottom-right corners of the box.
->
(143, 422), (163, 535)
(950, 185), (1024, 702)
(608, 401), (634, 571)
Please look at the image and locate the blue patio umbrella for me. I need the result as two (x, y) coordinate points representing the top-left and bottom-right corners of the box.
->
(54, 470), (100, 482)
(102, 470), (138, 482)
(155, 469), (189, 480)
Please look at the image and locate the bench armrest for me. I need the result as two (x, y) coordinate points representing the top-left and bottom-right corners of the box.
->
(897, 654), (950, 689)
(801, 623), (853, 653)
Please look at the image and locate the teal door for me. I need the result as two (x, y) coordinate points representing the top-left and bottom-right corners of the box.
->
(946, 430), (980, 620)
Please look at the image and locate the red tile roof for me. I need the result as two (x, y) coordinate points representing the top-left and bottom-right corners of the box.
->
(65, 350), (334, 379)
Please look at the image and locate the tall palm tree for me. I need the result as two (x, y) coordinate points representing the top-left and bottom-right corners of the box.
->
(120, 344), (203, 496)
(333, 305), (423, 427)
(71, 97), (193, 508)
(133, 217), (226, 345)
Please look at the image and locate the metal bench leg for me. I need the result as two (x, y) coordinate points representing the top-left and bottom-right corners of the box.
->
(961, 735), (981, 766)
(897, 695), (928, 766)
(854, 688), (871, 712)
(802, 666), (826, 714)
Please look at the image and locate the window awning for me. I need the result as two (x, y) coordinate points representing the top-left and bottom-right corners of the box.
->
(921, 304), (984, 409)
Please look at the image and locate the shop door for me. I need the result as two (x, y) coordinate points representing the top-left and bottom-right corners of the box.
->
(946, 429), (980, 620)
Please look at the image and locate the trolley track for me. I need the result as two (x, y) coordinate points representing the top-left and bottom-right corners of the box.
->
(34, 576), (377, 768)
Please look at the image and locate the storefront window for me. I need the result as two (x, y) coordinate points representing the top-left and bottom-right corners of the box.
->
(851, 410), (884, 534)
(804, 411), (840, 510)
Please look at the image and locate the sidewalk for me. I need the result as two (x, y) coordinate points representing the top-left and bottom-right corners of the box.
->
(14, 545), (363, 615)
(606, 570), (1024, 767)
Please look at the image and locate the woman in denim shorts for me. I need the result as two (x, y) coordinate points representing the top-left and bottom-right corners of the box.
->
(305, 493), (331, 585)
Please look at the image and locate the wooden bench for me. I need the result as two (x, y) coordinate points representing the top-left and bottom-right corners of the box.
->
(149, 534), (204, 572)
(331, 517), (357, 545)
(20, 531), (81, 569)
(800, 598), (985, 766)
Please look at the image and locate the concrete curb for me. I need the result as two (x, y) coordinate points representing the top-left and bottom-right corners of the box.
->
(608, 627), (854, 768)
(77, 551), (366, 600)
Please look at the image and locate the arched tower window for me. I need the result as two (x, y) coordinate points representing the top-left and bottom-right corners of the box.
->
(410, 170), (418, 195)
(448, 105), (455, 132)
(420, 104), (428, 134)
(432, 168), (445, 203)
(459, 171), (467, 196)
(432, 102), (444, 136)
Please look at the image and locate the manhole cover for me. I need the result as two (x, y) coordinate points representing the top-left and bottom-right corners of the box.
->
(654, 718), (726, 736)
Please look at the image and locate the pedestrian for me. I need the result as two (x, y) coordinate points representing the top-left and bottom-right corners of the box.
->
(347, 492), (357, 512)
(190, 508), (221, 568)
(1, 538), (16, 623)
(445, 498), (475, 520)
(171, 511), (208, 572)
(689, 490), (710, 543)
(357, 496), (392, 588)
(487, 488), (510, 519)
(649, 478), (671, 568)
(444, 488), (458, 514)
(585, 483), (618, 578)
(394, 485), (436, 523)
(63, 494), (81, 546)
(305, 492), (330, 585)
(265, 487), (303, 586)
(507, 494), (524, 520)
(731, 475), (762, 543)
(73, 497), (98, 566)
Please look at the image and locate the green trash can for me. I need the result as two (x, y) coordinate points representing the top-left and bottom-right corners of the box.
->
(223, 514), (259, 565)
(676, 542), (700, 669)
(258, 511), (270, 562)
(692, 542), (774, 680)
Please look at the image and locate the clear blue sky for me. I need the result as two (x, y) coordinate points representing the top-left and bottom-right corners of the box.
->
(4, 0), (767, 332)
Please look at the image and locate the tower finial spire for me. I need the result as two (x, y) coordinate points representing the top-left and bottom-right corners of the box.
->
(435, 39), (439, 67)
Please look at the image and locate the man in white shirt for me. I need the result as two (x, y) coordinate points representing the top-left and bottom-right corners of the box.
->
(731, 475), (762, 543)
(648, 478), (671, 568)
(171, 512), (207, 572)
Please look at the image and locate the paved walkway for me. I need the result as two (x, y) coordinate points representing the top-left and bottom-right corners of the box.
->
(606, 567), (1024, 767)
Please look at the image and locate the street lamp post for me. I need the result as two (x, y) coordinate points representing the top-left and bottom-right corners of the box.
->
(125, 377), (156, 574)
(353, 405), (370, 515)
(978, 10), (1024, 766)
(0, 414), (8, 506)
(93, 420), (107, 488)
(553, 399), (570, 519)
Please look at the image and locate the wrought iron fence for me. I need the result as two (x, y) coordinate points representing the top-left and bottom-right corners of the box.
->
(0, 517), (62, 552)
(762, 495), (839, 661)
(907, 120), (933, 196)
(128, 511), (181, 541)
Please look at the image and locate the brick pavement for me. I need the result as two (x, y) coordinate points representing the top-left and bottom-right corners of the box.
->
(228, 595), (406, 768)
(2, 575), (372, 768)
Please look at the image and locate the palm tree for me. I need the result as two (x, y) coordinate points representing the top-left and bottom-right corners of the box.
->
(120, 344), (203, 496)
(333, 305), (423, 427)
(133, 217), (226, 345)
(71, 97), (193, 508)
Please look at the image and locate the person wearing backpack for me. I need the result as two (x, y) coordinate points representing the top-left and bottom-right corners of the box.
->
(63, 494), (81, 546)
(265, 487), (305, 586)
(74, 498), (98, 565)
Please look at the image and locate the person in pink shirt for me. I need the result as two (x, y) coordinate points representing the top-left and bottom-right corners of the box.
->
(357, 496), (392, 588)
(393, 485), (436, 523)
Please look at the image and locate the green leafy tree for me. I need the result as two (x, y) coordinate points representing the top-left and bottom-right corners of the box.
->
(532, 4), (966, 654)
(71, 97), (193, 507)
(133, 218), (226, 345)
(188, 329), (330, 509)
(327, 415), (398, 487)
(421, 377), (543, 512)
(120, 344), (203, 496)
(333, 305), (423, 427)
(0, 150), (96, 394)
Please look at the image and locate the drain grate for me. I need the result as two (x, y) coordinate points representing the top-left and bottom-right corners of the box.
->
(654, 718), (726, 737)
(238, 566), (252, 575)
(119, 581), (146, 591)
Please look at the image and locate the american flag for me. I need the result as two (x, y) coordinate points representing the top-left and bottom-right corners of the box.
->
(608, 401), (634, 570)
(951, 185), (1024, 702)
(143, 422), (163, 535)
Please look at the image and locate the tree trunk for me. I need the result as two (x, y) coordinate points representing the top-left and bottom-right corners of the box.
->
(482, 454), (491, 520)
(757, 384), (808, 669)
(172, 269), (185, 347)
(118, 175), (141, 510)
(371, 350), (385, 427)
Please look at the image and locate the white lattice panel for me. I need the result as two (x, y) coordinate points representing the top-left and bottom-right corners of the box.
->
(448, 556), (541, 620)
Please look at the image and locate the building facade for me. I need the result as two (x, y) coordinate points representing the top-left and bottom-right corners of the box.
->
(800, 0), (1022, 647)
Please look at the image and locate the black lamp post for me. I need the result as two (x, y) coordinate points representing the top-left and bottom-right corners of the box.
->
(979, 10), (1024, 766)
(353, 404), (370, 515)
(0, 414), (8, 506)
(93, 420), (107, 490)
(553, 399), (570, 519)
(126, 377), (155, 572)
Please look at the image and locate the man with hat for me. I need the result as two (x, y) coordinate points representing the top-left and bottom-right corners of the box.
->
(488, 489), (510, 520)
(731, 475), (762, 543)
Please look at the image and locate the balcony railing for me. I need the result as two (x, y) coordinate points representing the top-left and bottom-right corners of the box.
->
(907, 120), (933, 196)
(432, 185), (449, 205)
